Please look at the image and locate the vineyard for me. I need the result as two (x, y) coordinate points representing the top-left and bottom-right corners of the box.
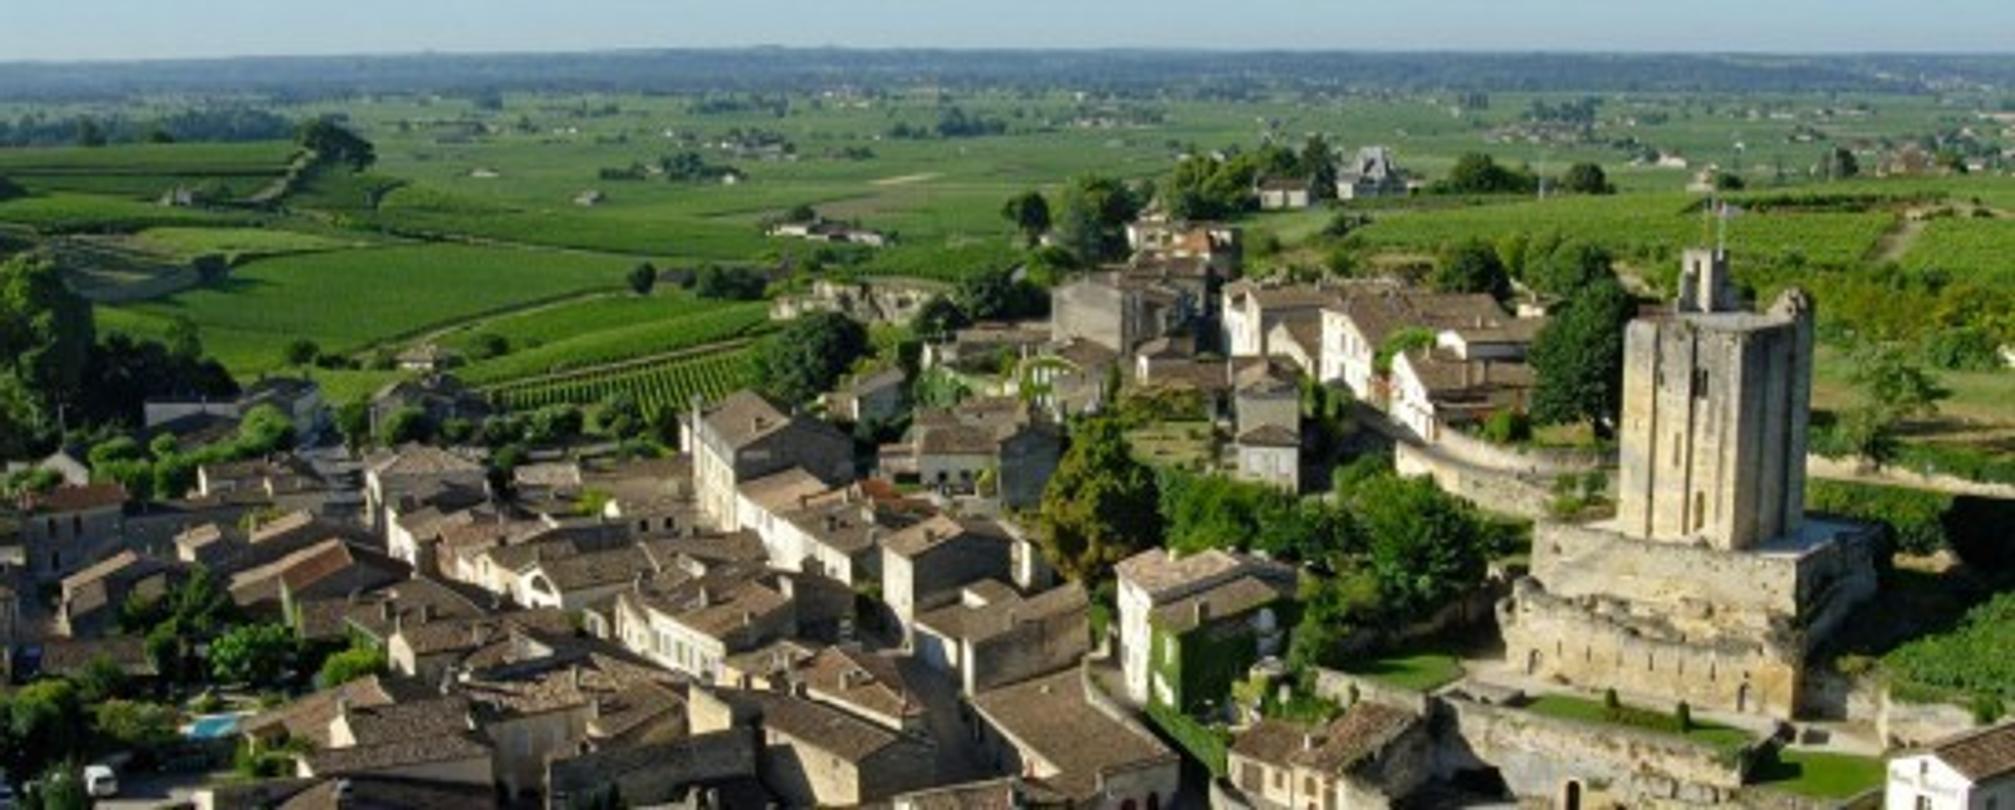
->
(456, 301), (773, 384)
(485, 346), (758, 414)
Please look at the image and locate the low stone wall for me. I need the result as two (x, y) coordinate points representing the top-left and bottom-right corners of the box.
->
(1877, 692), (1979, 748)
(1442, 693), (1750, 806)
(1431, 428), (1607, 479)
(1396, 441), (1555, 519)
(1806, 454), (2015, 500)
(1311, 667), (1433, 715)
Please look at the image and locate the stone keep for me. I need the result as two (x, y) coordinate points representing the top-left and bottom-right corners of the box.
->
(1615, 247), (1813, 551)
(1498, 250), (1877, 720)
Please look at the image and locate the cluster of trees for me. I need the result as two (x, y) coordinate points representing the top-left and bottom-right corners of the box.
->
(602, 151), (742, 183)
(887, 106), (1009, 140)
(1161, 137), (1336, 220)
(1431, 153), (1540, 195)
(298, 117), (376, 171)
(0, 256), (225, 461)
(0, 107), (295, 147)
(1050, 175), (1147, 264)
(910, 263), (1051, 341)
(1036, 416), (1165, 582)
(687, 264), (769, 301)
(754, 311), (870, 407)
(87, 404), (295, 501)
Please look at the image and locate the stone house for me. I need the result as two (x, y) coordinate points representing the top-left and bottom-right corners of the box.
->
(516, 543), (655, 611)
(142, 375), (324, 439)
(363, 444), (488, 535)
(1235, 360), (1303, 437)
(688, 686), (937, 807)
(770, 278), (941, 326)
(825, 366), (908, 426)
(793, 646), (927, 733)
(892, 397), (1062, 509)
(913, 580), (1089, 695)
(385, 609), (576, 686)
(1336, 146), (1407, 200)
(1235, 425), (1303, 492)
(1223, 702), (1432, 810)
(1886, 721), (2015, 810)
(17, 482), (128, 582)
(969, 667), (1182, 809)
(1115, 548), (1298, 707)
(1052, 272), (1199, 355)
(583, 456), (702, 537)
(1217, 284), (1329, 358)
(57, 550), (182, 638)
(297, 698), (494, 787)
(1388, 347), (1536, 443)
(923, 320), (1051, 373)
(610, 566), (803, 682)
(230, 538), (406, 621)
(1318, 287), (1520, 407)
(1125, 217), (1242, 277)
(683, 390), (854, 532)
(547, 730), (760, 810)
(462, 655), (685, 798)
(880, 514), (1014, 644)
(1257, 177), (1313, 210)
(196, 454), (324, 502)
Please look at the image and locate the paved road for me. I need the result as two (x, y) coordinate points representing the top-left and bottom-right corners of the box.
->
(94, 769), (222, 810)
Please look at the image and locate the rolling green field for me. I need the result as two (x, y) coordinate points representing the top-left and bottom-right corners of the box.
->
(104, 243), (640, 371)
(0, 87), (2008, 419)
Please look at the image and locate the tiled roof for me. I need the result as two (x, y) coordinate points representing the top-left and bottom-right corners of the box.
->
(882, 514), (1005, 559)
(798, 646), (923, 723)
(244, 675), (411, 747)
(917, 582), (1087, 644)
(367, 445), (484, 477)
(275, 775), (497, 810)
(339, 695), (473, 745)
(698, 390), (794, 450)
(39, 636), (155, 677)
(971, 668), (1177, 801)
(727, 688), (927, 763)
(1230, 702), (1418, 775)
(1934, 721), (2015, 783)
(738, 467), (833, 513)
(21, 483), (126, 514)
(302, 732), (490, 776)
(1116, 547), (1283, 596)
(1150, 573), (1295, 634)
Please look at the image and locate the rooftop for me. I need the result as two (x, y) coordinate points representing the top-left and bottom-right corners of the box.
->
(971, 667), (1177, 801)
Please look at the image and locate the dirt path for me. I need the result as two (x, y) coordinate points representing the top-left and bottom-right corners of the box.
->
(870, 172), (941, 186)
(1868, 213), (1926, 264)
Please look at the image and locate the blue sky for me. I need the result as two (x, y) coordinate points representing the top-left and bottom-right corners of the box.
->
(4, 0), (2010, 62)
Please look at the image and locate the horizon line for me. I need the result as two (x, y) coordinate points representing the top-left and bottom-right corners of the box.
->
(6, 44), (2014, 69)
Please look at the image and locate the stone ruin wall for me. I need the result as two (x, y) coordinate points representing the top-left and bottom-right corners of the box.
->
(1440, 695), (1747, 807)
(1499, 579), (1804, 718)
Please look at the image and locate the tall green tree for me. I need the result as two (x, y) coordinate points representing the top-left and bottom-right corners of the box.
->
(1432, 239), (1511, 299)
(1529, 276), (1635, 434)
(1052, 175), (1140, 263)
(298, 118), (376, 170)
(0, 254), (95, 455)
(1300, 135), (1338, 199)
(1000, 190), (1052, 247)
(210, 623), (296, 686)
(1527, 241), (1614, 298)
(1559, 162), (1615, 195)
(1344, 472), (1493, 615)
(1838, 342), (1949, 465)
(1036, 417), (1162, 583)
(753, 311), (869, 406)
(1434, 153), (1539, 195)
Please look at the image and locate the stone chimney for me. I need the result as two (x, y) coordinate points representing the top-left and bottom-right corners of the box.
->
(1193, 599), (1210, 626)
(416, 603), (434, 624)
(379, 600), (395, 622)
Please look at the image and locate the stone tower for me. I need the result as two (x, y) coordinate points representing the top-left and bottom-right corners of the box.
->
(1497, 250), (1875, 719)
(1615, 254), (1814, 552)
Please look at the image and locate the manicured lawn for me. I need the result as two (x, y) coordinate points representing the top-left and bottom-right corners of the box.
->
(1523, 694), (1753, 758)
(1340, 651), (1465, 692)
(1751, 748), (1885, 799)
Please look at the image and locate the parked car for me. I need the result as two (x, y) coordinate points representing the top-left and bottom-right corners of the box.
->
(82, 765), (117, 799)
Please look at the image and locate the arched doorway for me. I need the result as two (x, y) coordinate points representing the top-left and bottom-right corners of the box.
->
(1562, 780), (1582, 810)
(1737, 682), (1751, 713)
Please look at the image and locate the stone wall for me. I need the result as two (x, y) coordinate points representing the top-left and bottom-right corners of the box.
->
(1311, 668), (1433, 715)
(1441, 693), (1749, 806)
(1430, 427), (1606, 479)
(1396, 441), (1555, 519)
(1499, 578), (1805, 718)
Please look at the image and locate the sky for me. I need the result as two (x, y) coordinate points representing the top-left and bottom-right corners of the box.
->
(4, 0), (2012, 63)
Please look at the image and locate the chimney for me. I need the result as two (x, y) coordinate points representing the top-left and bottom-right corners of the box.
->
(1193, 599), (1210, 626)
(469, 623), (485, 646)
(776, 575), (795, 600)
(416, 603), (434, 624)
(741, 610), (755, 626)
(1302, 733), (1317, 751)
(334, 695), (352, 719)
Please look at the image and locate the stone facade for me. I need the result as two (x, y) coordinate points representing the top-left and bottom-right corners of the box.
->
(1441, 693), (1748, 807)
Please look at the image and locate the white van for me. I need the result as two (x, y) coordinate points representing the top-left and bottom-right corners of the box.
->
(82, 765), (117, 799)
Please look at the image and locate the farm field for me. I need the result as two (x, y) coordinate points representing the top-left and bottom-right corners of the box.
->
(104, 243), (640, 371)
(485, 346), (758, 414)
(454, 300), (771, 384)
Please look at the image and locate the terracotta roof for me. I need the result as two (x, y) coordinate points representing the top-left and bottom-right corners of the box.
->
(1934, 721), (2015, 783)
(21, 483), (126, 514)
(971, 668), (1177, 801)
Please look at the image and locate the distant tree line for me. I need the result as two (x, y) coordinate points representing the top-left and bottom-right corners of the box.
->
(0, 107), (295, 147)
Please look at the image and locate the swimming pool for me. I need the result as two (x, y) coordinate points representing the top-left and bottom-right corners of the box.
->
(186, 714), (241, 740)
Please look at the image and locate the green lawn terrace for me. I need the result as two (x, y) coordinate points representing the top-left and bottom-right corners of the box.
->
(1750, 748), (1886, 800)
(1516, 693), (1756, 762)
